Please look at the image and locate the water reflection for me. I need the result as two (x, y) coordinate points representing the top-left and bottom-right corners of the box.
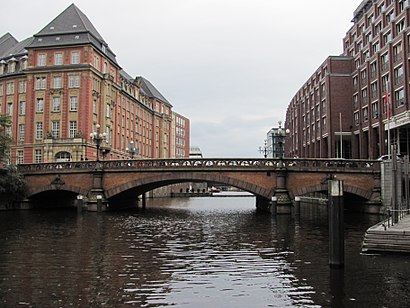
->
(0, 196), (410, 307)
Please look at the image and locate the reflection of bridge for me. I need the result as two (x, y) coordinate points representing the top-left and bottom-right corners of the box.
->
(18, 158), (382, 213)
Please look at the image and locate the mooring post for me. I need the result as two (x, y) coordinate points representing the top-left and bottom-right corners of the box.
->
(97, 195), (103, 213)
(270, 196), (277, 215)
(328, 180), (344, 268)
(142, 193), (146, 210)
(76, 195), (84, 214)
(294, 196), (301, 216)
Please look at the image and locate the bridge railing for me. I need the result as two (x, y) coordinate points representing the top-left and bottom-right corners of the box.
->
(17, 158), (380, 174)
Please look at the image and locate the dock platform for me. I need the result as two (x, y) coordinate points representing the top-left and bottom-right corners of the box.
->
(362, 215), (410, 253)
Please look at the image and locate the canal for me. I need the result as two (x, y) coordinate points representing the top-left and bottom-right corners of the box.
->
(1, 193), (410, 307)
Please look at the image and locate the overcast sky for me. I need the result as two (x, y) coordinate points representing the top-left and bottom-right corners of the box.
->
(1, 0), (361, 157)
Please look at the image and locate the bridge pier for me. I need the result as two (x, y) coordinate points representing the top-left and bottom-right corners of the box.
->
(86, 169), (108, 212)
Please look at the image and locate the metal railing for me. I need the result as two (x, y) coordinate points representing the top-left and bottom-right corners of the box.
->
(382, 203), (410, 229)
(17, 158), (380, 174)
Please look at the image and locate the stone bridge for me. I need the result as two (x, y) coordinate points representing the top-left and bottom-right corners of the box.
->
(17, 158), (382, 213)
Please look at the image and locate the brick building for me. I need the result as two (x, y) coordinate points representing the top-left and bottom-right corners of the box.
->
(285, 0), (410, 159)
(0, 4), (190, 163)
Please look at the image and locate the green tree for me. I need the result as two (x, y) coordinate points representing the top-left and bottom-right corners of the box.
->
(0, 114), (26, 208)
(0, 114), (12, 163)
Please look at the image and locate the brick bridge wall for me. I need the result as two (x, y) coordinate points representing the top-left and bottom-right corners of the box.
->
(19, 159), (381, 209)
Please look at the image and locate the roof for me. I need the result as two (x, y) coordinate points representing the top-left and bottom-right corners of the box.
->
(136, 76), (172, 106)
(0, 33), (19, 58)
(28, 4), (118, 65)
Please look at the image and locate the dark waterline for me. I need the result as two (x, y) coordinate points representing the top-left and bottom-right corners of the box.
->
(1, 195), (410, 307)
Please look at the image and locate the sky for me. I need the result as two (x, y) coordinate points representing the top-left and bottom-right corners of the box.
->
(1, 0), (361, 157)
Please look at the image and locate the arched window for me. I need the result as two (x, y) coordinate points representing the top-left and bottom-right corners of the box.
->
(55, 151), (71, 162)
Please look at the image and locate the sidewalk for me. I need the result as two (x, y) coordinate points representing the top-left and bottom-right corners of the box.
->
(362, 215), (410, 253)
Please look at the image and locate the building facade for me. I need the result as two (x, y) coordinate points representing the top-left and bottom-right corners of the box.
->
(0, 4), (190, 164)
(285, 0), (410, 159)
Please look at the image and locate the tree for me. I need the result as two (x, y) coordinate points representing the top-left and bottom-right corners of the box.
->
(0, 114), (26, 208)
(0, 114), (12, 163)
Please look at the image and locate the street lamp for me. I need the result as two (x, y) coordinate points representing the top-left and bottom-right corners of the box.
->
(126, 140), (139, 159)
(89, 124), (107, 162)
(258, 140), (272, 158)
(276, 122), (290, 159)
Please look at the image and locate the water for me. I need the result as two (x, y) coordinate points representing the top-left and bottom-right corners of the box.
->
(1, 193), (410, 307)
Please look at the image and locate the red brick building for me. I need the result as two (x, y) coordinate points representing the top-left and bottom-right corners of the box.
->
(286, 0), (410, 159)
(0, 4), (190, 163)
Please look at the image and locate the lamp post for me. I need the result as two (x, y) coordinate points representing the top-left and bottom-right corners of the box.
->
(276, 122), (290, 159)
(126, 140), (138, 159)
(89, 124), (106, 162)
(258, 140), (272, 158)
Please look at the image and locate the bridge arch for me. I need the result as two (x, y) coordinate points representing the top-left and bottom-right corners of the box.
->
(27, 184), (88, 199)
(105, 172), (273, 200)
(288, 183), (373, 200)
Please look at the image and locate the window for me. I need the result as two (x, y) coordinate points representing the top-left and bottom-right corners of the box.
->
(396, 19), (405, 34)
(371, 82), (378, 98)
(68, 75), (80, 88)
(19, 101), (26, 115)
(70, 96), (78, 111)
(7, 103), (12, 116)
(372, 41), (380, 54)
(71, 51), (80, 64)
(6, 82), (14, 95)
(17, 150), (24, 164)
(353, 94), (359, 109)
(36, 98), (44, 113)
(383, 31), (391, 45)
(52, 97), (61, 112)
(106, 103), (111, 118)
(19, 80), (26, 93)
(69, 121), (77, 138)
(364, 107), (370, 121)
(386, 10), (395, 23)
(362, 88), (368, 103)
(38, 54), (46, 66)
(0, 84), (3, 96)
(354, 112), (359, 126)
(35, 122), (43, 140)
(53, 76), (62, 89)
(370, 62), (377, 78)
(395, 88), (405, 107)
(54, 52), (63, 65)
(35, 149), (42, 163)
(381, 53), (389, 70)
(382, 74), (389, 92)
(361, 69), (367, 81)
(51, 121), (60, 139)
(374, 22), (382, 35)
(394, 65), (404, 85)
(393, 43), (403, 62)
(19, 124), (25, 141)
(372, 102), (379, 118)
(35, 77), (47, 90)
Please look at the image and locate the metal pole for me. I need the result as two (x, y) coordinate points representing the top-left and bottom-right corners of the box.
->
(329, 180), (344, 268)
(392, 146), (398, 223)
(339, 112), (343, 159)
(406, 155), (409, 211)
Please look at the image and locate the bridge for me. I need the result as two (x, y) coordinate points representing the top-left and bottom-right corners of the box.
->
(17, 158), (382, 213)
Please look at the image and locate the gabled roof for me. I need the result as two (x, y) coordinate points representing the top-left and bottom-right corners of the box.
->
(0, 33), (19, 58)
(28, 4), (118, 65)
(0, 37), (34, 60)
(136, 76), (172, 107)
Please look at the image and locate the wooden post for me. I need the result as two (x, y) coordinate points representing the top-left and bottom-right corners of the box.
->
(270, 196), (277, 215)
(294, 196), (301, 216)
(142, 193), (146, 210)
(97, 195), (102, 213)
(329, 180), (344, 268)
(76, 195), (83, 214)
